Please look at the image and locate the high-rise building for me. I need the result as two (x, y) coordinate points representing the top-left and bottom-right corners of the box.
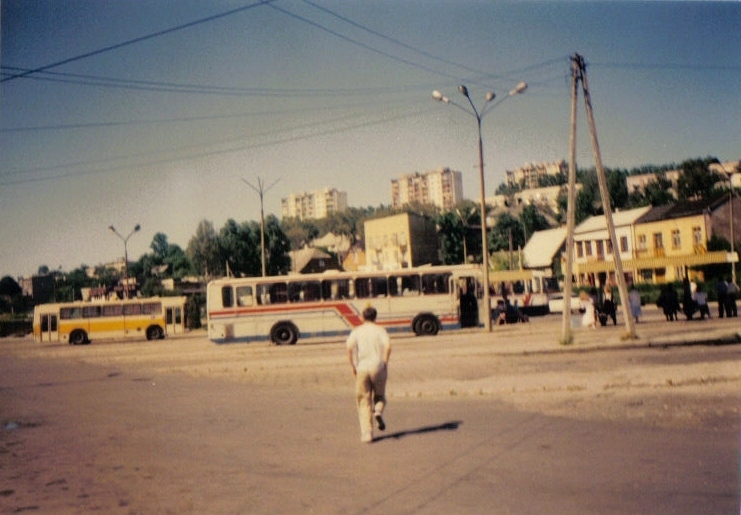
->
(281, 188), (348, 220)
(391, 167), (463, 210)
(505, 160), (568, 189)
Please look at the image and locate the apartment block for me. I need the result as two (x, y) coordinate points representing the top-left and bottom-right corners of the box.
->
(391, 167), (463, 210)
(281, 188), (348, 220)
(505, 160), (567, 189)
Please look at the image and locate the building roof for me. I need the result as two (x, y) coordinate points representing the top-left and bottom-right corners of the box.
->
(574, 206), (651, 234)
(635, 194), (729, 223)
(522, 227), (567, 268)
(290, 247), (334, 274)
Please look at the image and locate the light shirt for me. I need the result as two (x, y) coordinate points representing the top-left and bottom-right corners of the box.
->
(346, 322), (390, 372)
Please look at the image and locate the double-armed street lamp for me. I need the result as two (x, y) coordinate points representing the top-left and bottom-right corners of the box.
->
(108, 224), (141, 299)
(433, 81), (527, 332)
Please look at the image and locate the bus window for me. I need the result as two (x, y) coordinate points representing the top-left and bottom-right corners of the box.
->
(269, 282), (288, 304)
(389, 274), (420, 296)
(221, 286), (234, 308)
(288, 281), (320, 302)
(422, 273), (450, 294)
(236, 286), (253, 307)
(82, 306), (101, 318)
(60, 307), (82, 319)
(123, 304), (142, 316)
(355, 276), (388, 299)
(300, 281), (321, 302)
(102, 304), (123, 317)
(322, 279), (350, 300)
(142, 302), (162, 315)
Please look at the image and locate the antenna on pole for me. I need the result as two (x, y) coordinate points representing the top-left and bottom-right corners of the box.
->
(242, 176), (280, 277)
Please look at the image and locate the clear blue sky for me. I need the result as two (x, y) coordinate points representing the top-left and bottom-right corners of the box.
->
(2, 1), (739, 278)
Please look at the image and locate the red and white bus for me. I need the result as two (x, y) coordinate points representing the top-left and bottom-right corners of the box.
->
(206, 265), (488, 345)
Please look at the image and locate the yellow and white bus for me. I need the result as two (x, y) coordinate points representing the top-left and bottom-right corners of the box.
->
(33, 296), (188, 345)
(207, 265), (487, 345)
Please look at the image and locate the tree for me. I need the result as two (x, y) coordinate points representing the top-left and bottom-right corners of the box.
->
(606, 168), (629, 210)
(490, 212), (525, 252)
(150, 232), (170, 260)
(187, 220), (222, 278)
(219, 219), (260, 277)
(677, 157), (721, 200)
(519, 204), (550, 242)
(0, 276), (22, 298)
(264, 215), (291, 275)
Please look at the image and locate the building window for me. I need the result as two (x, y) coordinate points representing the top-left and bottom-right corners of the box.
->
(596, 240), (604, 257)
(585, 241), (592, 256)
(693, 226), (702, 245)
(653, 233), (663, 249)
(637, 234), (647, 251)
(671, 229), (681, 249)
(576, 241), (583, 258)
(606, 239), (613, 254)
(620, 236), (629, 253)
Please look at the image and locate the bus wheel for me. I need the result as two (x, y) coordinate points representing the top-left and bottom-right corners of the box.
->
(270, 322), (299, 345)
(413, 315), (439, 336)
(146, 325), (165, 340)
(69, 330), (88, 345)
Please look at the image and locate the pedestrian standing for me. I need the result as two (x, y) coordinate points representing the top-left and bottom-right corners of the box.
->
(628, 285), (642, 323)
(725, 278), (738, 317)
(579, 290), (596, 329)
(346, 305), (392, 443)
(716, 279), (727, 318)
(601, 283), (617, 325)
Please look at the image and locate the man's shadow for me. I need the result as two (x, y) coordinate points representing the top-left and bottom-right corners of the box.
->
(374, 420), (462, 443)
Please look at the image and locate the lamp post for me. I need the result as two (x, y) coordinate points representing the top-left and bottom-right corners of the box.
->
(720, 162), (736, 284)
(433, 82), (527, 332)
(108, 224), (140, 299)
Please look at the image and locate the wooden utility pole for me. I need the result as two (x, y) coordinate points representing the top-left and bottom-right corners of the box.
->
(571, 53), (636, 340)
(561, 56), (580, 344)
(242, 176), (280, 277)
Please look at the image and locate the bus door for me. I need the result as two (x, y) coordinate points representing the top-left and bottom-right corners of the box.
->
(166, 306), (183, 335)
(39, 313), (58, 342)
(458, 276), (479, 328)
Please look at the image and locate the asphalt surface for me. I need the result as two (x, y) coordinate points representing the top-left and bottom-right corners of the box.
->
(1, 305), (739, 514)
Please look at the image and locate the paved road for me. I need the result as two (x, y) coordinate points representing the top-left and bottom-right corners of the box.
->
(1, 308), (739, 514)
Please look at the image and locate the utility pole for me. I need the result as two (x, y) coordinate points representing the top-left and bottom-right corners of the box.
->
(572, 53), (636, 340)
(561, 56), (580, 344)
(242, 176), (280, 277)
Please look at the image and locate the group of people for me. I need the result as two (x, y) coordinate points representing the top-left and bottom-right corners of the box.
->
(578, 284), (620, 329)
(656, 277), (737, 321)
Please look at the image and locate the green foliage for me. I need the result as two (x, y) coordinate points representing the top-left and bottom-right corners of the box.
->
(677, 157), (722, 200)
(186, 294), (203, 329)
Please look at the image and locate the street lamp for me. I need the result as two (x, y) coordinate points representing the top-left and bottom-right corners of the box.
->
(108, 224), (141, 299)
(433, 81), (527, 332)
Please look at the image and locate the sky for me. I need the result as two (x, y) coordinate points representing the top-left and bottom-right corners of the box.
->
(1, 0), (739, 278)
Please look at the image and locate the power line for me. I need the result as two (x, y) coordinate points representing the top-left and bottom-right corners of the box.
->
(0, 104), (437, 186)
(0, 0), (274, 83)
(265, 2), (468, 84)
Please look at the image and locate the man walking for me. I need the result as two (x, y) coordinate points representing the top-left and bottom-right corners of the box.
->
(346, 306), (392, 443)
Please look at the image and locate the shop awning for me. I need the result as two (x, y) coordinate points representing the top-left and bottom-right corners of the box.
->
(574, 251), (738, 274)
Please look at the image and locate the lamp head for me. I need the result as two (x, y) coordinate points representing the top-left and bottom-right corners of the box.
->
(509, 82), (528, 96)
(458, 85), (469, 97)
(134, 224), (141, 232)
(432, 90), (449, 103)
(108, 225), (116, 233)
(485, 92), (496, 103)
